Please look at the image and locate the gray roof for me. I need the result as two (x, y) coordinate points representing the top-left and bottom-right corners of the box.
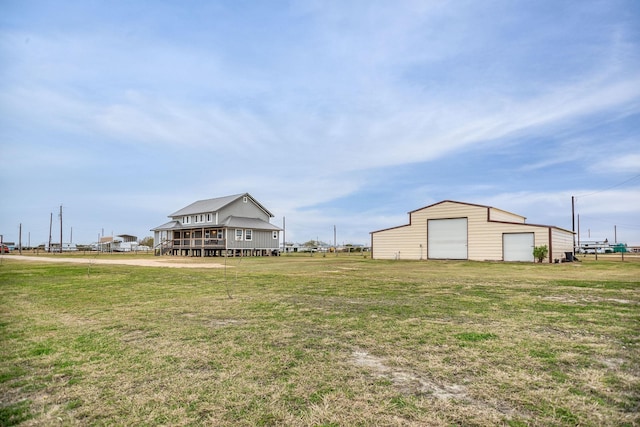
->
(168, 193), (274, 218)
(150, 220), (183, 231)
(220, 216), (281, 231)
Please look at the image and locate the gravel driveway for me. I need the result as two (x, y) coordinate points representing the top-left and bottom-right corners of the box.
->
(5, 255), (227, 268)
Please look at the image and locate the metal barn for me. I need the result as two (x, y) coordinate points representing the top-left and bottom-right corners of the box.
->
(370, 200), (574, 262)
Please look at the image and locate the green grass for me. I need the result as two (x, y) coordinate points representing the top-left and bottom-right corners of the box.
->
(1, 255), (639, 426)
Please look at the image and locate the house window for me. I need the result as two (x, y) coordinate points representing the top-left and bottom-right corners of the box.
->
(243, 196), (248, 203)
(272, 231), (278, 239)
(217, 230), (223, 239)
(235, 229), (243, 241)
(245, 229), (252, 241)
(183, 216), (191, 224)
(207, 213), (212, 222)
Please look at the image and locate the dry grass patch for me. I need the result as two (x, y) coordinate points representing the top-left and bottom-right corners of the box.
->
(1, 256), (638, 426)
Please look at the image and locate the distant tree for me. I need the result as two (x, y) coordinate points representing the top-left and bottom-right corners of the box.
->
(140, 236), (154, 247)
(533, 245), (549, 263)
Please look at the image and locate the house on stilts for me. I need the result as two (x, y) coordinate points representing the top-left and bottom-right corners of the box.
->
(151, 193), (281, 257)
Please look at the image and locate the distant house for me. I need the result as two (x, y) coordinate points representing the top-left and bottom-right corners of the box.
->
(370, 200), (574, 262)
(46, 243), (78, 252)
(94, 235), (141, 252)
(151, 193), (281, 257)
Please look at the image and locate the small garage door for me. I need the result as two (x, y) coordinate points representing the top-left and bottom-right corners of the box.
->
(428, 218), (468, 259)
(503, 233), (534, 262)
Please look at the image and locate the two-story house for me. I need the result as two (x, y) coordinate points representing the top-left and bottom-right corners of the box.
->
(151, 193), (281, 257)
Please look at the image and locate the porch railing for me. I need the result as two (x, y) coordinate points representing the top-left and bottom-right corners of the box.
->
(172, 239), (226, 248)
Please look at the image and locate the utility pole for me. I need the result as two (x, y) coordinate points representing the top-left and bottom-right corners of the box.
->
(48, 212), (53, 252)
(18, 223), (22, 255)
(59, 205), (63, 253)
(614, 225), (617, 244)
(577, 214), (580, 251)
(333, 225), (337, 248)
(571, 196), (576, 254)
(282, 216), (286, 255)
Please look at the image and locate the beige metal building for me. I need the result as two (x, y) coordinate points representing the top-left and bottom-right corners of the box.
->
(370, 200), (574, 262)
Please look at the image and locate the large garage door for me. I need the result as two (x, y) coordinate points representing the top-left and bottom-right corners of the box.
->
(428, 218), (468, 259)
(503, 233), (534, 262)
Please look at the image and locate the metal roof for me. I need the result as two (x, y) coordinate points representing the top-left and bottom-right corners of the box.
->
(168, 193), (274, 218)
(150, 220), (183, 231)
(219, 216), (281, 231)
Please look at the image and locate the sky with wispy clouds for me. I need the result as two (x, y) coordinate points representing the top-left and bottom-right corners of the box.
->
(1, 0), (639, 247)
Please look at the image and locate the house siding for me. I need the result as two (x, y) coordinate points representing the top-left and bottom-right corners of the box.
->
(371, 200), (573, 262)
(219, 198), (270, 222)
(228, 230), (278, 250)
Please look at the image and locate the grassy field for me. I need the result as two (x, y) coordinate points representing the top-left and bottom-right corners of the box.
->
(0, 254), (638, 426)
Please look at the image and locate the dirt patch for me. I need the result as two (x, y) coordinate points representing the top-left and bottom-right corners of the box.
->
(7, 255), (227, 269)
(351, 350), (466, 400)
(350, 350), (527, 420)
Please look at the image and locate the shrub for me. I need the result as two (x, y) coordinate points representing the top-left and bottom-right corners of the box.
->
(533, 245), (549, 263)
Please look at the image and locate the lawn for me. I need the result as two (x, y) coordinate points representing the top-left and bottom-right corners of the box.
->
(1, 254), (638, 426)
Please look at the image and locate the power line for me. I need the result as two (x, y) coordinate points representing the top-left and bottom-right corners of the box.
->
(578, 215), (640, 229)
(575, 173), (640, 198)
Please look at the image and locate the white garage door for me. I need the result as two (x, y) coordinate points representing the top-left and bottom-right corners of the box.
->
(503, 233), (534, 262)
(428, 218), (468, 259)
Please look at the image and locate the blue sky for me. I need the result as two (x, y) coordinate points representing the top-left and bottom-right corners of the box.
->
(1, 0), (639, 247)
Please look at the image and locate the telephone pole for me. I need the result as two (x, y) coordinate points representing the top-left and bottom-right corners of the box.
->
(48, 212), (53, 252)
(571, 196), (576, 254)
(59, 205), (63, 253)
(334, 225), (336, 247)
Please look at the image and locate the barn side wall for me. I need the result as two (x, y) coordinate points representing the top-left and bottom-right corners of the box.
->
(550, 228), (574, 261)
(371, 225), (425, 260)
(372, 201), (573, 262)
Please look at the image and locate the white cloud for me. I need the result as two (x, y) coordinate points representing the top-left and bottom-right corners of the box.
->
(592, 153), (640, 173)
